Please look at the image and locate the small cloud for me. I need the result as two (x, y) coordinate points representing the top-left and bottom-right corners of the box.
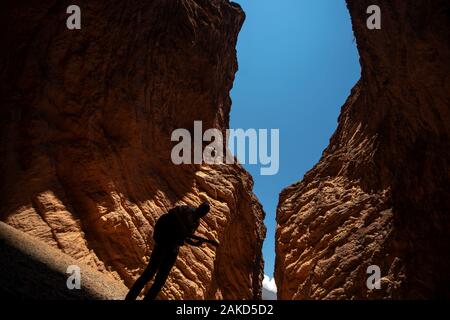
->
(262, 275), (277, 300)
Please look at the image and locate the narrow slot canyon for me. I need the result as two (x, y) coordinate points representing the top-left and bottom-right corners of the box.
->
(0, 0), (449, 300)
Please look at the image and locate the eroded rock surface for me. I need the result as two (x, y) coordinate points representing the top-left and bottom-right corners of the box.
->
(0, 0), (265, 299)
(276, 0), (450, 299)
(0, 221), (128, 299)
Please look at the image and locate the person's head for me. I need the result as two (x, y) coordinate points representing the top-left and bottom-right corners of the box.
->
(195, 201), (210, 218)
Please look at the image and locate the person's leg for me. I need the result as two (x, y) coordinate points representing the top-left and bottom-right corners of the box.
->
(143, 247), (179, 300)
(125, 245), (162, 300)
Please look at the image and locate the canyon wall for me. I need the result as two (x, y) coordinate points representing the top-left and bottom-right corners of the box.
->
(276, 0), (450, 299)
(0, 0), (265, 299)
(0, 221), (128, 299)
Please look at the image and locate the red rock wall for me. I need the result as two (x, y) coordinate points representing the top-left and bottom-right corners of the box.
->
(0, 221), (128, 299)
(0, 0), (265, 299)
(275, 0), (450, 299)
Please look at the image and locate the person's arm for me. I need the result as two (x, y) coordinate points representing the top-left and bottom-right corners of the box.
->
(185, 237), (204, 247)
(187, 234), (219, 247)
(188, 234), (204, 241)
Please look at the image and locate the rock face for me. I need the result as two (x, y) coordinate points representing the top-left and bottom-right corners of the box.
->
(0, 221), (128, 299)
(276, 0), (450, 299)
(0, 0), (265, 299)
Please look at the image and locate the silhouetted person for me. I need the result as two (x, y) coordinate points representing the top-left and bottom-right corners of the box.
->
(125, 201), (219, 300)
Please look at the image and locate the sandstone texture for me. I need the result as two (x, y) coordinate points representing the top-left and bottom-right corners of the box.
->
(0, 221), (128, 299)
(0, 0), (265, 299)
(276, 0), (450, 299)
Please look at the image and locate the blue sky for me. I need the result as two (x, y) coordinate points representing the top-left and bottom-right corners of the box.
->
(230, 0), (361, 277)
